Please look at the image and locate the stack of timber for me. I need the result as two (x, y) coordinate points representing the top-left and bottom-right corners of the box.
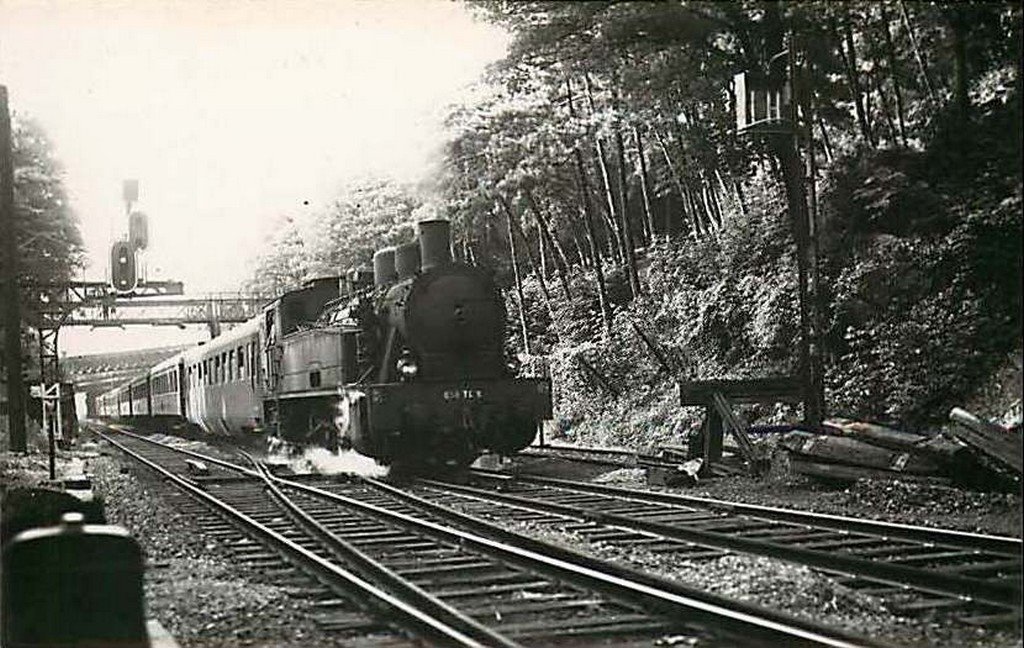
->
(780, 414), (1019, 489)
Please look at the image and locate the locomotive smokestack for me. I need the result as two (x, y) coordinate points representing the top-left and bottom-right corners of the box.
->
(417, 219), (451, 271)
(372, 247), (398, 286)
(394, 241), (421, 280)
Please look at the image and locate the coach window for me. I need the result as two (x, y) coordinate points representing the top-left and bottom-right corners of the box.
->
(237, 346), (245, 379)
(228, 350), (235, 381)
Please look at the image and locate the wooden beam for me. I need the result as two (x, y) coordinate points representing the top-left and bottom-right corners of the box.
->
(711, 392), (757, 463)
(679, 376), (801, 406)
(948, 408), (1022, 476)
(789, 457), (953, 486)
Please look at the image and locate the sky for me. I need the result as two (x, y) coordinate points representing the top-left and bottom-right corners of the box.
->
(0, 0), (508, 355)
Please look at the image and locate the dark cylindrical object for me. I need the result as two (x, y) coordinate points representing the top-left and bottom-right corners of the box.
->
(372, 247), (397, 286)
(394, 241), (421, 279)
(2, 513), (147, 648)
(417, 219), (452, 270)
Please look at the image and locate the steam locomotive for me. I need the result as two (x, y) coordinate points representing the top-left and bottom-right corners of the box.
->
(95, 220), (552, 469)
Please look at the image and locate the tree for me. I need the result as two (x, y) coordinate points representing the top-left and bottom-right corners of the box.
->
(245, 178), (423, 295)
(12, 116), (85, 313)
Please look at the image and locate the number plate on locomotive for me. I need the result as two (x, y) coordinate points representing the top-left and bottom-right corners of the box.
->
(443, 389), (483, 401)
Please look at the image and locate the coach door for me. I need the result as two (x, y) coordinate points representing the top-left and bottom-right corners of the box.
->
(178, 360), (187, 416)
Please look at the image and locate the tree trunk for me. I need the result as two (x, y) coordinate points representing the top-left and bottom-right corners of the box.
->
(500, 195), (552, 306)
(593, 147), (624, 264)
(632, 125), (657, 244)
(654, 128), (700, 238)
(835, 14), (875, 147)
(701, 174), (723, 229)
(570, 225), (589, 268)
(537, 220), (547, 283)
(567, 77), (613, 335)
(948, 6), (971, 125)
(816, 114), (835, 163)
(525, 189), (573, 300)
(500, 198), (531, 355)
(584, 76), (626, 267)
(898, 0), (939, 107)
(879, 4), (909, 146)
(673, 121), (714, 233)
(614, 126), (642, 296)
(872, 69), (899, 146)
(732, 180), (750, 219)
(684, 179), (711, 235)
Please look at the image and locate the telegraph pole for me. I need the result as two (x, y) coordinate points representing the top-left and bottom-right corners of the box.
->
(1, 86), (27, 452)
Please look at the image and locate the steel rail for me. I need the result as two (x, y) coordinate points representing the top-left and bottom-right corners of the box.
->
(472, 469), (1022, 555)
(87, 427), (501, 648)
(95, 426), (882, 645)
(422, 477), (1020, 610)
(243, 454), (523, 648)
(280, 475), (883, 647)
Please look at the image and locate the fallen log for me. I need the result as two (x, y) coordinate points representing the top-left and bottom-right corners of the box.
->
(788, 457), (953, 486)
(948, 408), (1022, 476)
(824, 418), (928, 451)
(825, 418), (973, 467)
(780, 430), (944, 475)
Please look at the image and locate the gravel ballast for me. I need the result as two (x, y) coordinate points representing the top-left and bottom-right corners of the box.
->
(4, 431), (1019, 647)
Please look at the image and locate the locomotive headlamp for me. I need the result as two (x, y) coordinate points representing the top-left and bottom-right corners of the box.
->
(397, 357), (419, 379)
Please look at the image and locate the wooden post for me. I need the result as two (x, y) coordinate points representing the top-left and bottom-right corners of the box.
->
(1, 86), (27, 452)
(775, 34), (824, 428)
(703, 408), (724, 465)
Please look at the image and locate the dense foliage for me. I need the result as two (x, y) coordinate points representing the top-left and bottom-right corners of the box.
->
(247, 1), (1022, 439)
(245, 179), (427, 296)
(12, 116), (85, 306)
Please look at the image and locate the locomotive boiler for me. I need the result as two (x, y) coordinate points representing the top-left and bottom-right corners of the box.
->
(96, 219), (552, 471)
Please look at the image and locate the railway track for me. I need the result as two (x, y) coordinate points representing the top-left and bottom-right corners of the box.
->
(88, 423), (883, 647)
(405, 469), (1022, 627)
